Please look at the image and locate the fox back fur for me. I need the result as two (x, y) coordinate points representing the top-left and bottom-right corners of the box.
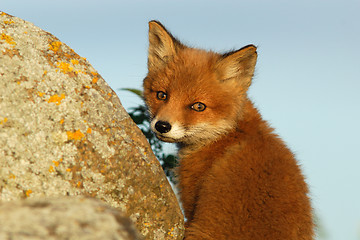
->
(143, 21), (313, 240)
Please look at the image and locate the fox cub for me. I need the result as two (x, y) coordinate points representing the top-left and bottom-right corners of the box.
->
(143, 21), (313, 240)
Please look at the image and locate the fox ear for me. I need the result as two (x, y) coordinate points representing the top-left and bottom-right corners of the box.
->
(216, 45), (257, 88)
(148, 21), (180, 70)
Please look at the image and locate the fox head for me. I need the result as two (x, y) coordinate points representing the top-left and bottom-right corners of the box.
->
(143, 21), (257, 146)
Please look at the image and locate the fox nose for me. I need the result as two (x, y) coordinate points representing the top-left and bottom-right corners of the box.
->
(155, 121), (172, 133)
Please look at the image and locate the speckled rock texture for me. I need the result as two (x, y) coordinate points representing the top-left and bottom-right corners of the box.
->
(0, 197), (142, 240)
(0, 12), (184, 240)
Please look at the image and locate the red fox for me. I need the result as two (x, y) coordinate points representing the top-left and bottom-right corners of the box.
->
(143, 21), (314, 240)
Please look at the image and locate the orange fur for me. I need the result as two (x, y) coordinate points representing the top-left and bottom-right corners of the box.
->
(143, 21), (314, 240)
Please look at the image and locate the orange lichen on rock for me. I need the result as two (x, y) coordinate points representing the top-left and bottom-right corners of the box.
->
(67, 129), (85, 141)
(2, 48), (21, 58)
(49, 165), (55, 173)
(0, 117), (8, 124)
(57, 62), (73, 74)
(71, 59), (79, 65)
(49, 41), (62, 52)
(167, 227), (175, 237)
(4, 20), (15, 24)
(52, 160), (60, 167)
(92, 77), (99, 84)
(1, 33), (16, 46)
(25, 189), (32, 197)
(47, 94), (65, 105)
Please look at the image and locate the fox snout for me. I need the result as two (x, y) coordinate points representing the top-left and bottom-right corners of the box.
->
(150, 117), (185, 143)
(154, 120), (172, 134)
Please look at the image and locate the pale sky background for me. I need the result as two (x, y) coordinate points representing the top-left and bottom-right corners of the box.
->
(2, 1), (360, 239)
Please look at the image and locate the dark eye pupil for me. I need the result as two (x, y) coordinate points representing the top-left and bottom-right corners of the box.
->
(157, 91), (167, 100)
(191, 102), (206, 112)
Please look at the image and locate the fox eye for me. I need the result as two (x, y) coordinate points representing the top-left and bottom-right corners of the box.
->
(191, 102), (206, 112)
(156, 91), (167, 100)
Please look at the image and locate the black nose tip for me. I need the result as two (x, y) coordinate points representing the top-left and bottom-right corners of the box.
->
(155, 121), (172, 134)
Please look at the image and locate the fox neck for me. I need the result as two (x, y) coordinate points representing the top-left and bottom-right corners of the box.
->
(178, 98), (265, 158)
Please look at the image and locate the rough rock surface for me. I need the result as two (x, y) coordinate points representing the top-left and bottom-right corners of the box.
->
(0, 197), (142, 240)
(0, 12), (184, 240)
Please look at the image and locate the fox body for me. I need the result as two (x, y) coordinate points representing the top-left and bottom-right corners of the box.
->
(143, 21), (313, 240)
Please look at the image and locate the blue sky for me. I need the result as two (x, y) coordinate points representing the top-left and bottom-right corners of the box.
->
(2, 1), (360, 239)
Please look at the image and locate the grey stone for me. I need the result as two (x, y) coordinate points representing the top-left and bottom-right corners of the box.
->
(0, 197), (142, 240)
(0, 11), (184, 240)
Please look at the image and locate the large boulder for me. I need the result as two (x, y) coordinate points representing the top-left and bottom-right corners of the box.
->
(0, 11), (184, 240)
(0, 197), (142, 240)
